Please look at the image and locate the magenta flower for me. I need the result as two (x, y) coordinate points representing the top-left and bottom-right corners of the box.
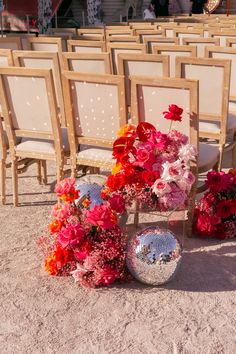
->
(57, 223), (85, 247)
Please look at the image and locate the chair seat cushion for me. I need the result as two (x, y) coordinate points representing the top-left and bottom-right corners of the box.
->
(77, 147), (113, 167)
(199, 112), (236, 134)
(15, 127), (70, 155)
(199, 142), (219, 172)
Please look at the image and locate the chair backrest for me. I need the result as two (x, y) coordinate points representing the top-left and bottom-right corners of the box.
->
(155, 24), (179, 37)
(0, 49), (13, 67)
(0, 67), (63, 158)
(144, 37), (179, 53)
(77, 28), (105, 36)
(152, 44), (197, 77)
(107, 36), (140, 44)
(62, 71), (127, 157)
(27, 37), (63, 53)
(130, 75), (199, 157)
(117, 53), (169, 106)
(61, 52), (112, 74)
(0, 37), (22, 50)
(182, 37), (220, 57)
(209, 30), (236, 46)
(205, 46), (236, 106)
(107, 43), (146, 74)
(67, 40), (106, 53)
(134, 30), (164, 43)
(12, 50), (66, 127)
(176, 56), (231, 143)
(226, 38), (236, 47)
(106, 29), (135, 37)
(51, 28), (77, 37)
(174, 29), (204, 45)
(6, 33), (36, 50)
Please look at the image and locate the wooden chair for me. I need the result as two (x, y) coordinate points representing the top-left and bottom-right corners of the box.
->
(77, 28), (105, 37)
(144, 37), (179, 54)
(0, 37), (22, 50)
(107, 43), (146, 74)
(209, 30), (236, 46)
(130, 76), (201, 236)
(62, 72), (127, 176)
(0, 67), (70, 206)
(182, 37), (220, 57)
(117, 53), (169, 107)
(12, 50), (66, 127)
(27, 36), (63, 52)
(61, 52), (112, 74)
(173, 29), (204, 45)
(0, 49), (13, 67)
(106, 36), (140, 44)
(51, 28), (77, 37)
(6, 33), (36, 50)
(176, 56), (236, 170)
(226, 38), (236, 47)
(105, 29), (135, 38)
(152, 44), (197, 77)
(67, 40), (106, 53)
(134, 30), (165, 43)
(0, 117), (7, 204)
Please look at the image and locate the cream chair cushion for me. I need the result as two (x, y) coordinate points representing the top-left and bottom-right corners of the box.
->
(77, 147), (113, 167)
(199, 143), (219, 171)
(199, 113), (236, 134)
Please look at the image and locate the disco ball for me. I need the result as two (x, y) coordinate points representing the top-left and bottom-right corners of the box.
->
(76, 183), (103, 209)
(126, 226), (183, 286)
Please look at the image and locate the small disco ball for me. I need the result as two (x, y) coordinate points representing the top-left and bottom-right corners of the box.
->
(76, 183), (103, 209)
(126, 226), (183, 286)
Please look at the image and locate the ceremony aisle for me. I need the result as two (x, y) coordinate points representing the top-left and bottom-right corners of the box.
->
(0, 151), (235, 354)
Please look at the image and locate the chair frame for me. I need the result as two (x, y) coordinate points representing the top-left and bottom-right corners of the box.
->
(0, 37), (22, 50)
(61, 52), (112, 74)
(226, 38), (236, 47)
(27, 36), (63, 52)
(62, 71), (127, 175)
(130, 75), (199, 236)
(0, 67), (65, 206)
(0, 49), (13, 66)
(12, 50), (66, 127)
(67, 40), (106, 53)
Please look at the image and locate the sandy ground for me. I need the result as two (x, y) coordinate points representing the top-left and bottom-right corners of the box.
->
(0, 153), (236, 354)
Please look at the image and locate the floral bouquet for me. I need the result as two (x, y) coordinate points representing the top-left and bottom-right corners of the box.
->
(102, 105), (197, 213)
(193, 170), (236, 240)
(38, 178), (127, 288)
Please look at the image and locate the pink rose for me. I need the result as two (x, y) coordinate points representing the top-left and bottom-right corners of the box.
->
(161, 161), (184, 182)
(177, 170), (196, 192)
(85, 204), (117, 230)
(57, 223), (85, 247)
(152, 179), (171, 197)
(55, 177), (76, 196)
(109, 194), (126, 214)
(178, 144), (197, 162)
(51, 202), (73, 221)
(159, 184), (187, 209)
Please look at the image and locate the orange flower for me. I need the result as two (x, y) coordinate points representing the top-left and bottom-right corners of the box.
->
(118, 124), (136, 138)
(48, 219), (64, 234)
(45, 254), (58, 275)
(60, 189), (79, 203)
(82, 197), (91, 209)
(229, 169), (236, 177)
(112, 163), (122, 175)
(101, 188), (110, 200)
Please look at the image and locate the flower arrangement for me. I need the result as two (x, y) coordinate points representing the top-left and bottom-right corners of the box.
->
(102, 105), (197, 213)
(38, 178), (127, 288)
(193, 170), (236, 240)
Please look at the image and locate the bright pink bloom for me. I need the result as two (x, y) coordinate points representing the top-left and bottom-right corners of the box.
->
(57, 223), (85, 247)
(51, 202), (73, 221)
(206, 171), (234, 193)
(94, 266), (121, 286)
(109, 194), (126, 214)
(85, 204), (117, 230)
(159, 184), (187, 209)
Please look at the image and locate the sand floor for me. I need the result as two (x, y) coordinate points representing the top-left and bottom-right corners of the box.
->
(0, 153), (236, 354)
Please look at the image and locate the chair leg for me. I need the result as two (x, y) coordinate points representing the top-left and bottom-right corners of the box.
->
(12, 158), (18, 207)
(0, 158), (6, 205)
(217, 144), (225, 171)
(41, 160), (47, 185)
(37, 160), (42, 184)
(56, 163), (64, 183)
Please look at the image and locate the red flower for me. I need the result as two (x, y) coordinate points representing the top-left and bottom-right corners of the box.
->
(216, 199), (235, 219)
(113, 136), (136, 164)
(94, 266), (121, 286)
(195, 211), (220, 237)
(163, 104), (183, 122)
(136, 122), (156, 142)
(109, 194), (126, 213)
(140, 170), (160, 186)
(206, 171), (234, 193)
(74, 240), (93, 261)
(48, 219), (64, 234)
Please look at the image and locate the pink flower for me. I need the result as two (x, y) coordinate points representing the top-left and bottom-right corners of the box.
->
(51, 202), (73, 221)
(74, 240), (93, 261)
(178, 144), (197, 162)
(85, 204), (117, 230)
(109, 194), (126, 214)
(177, 170), (196, 192)
(159, 184), (187, 209)
(163, 104), (183, 122)
(55, 178), (79, 202)
(168, 130), (188, 145)
(152, 179), (171, 197)
(57, 223), (85, 247)
(94, 266), (121, 286)
(161, 160), (184, 182)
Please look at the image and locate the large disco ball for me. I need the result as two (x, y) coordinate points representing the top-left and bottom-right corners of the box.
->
(76, 183), (103, 209)
(126, 226), (183, 286)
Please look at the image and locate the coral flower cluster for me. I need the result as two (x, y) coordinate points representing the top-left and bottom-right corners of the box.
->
(194, 170), (236, 239)
(102, 105), (196, 212)
(38, 178), (127, 288)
